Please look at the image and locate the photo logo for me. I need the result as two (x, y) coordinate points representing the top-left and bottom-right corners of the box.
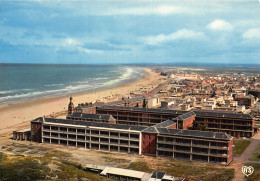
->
(242, 166), (254, 177)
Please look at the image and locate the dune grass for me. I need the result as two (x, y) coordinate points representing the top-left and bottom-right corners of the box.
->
(233, 140), (252, 157)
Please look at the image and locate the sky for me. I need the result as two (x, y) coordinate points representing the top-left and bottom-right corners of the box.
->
(0, 0), (260, 64)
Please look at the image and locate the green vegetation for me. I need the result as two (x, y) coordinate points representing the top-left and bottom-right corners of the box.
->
(249, 144), (260, 161)
(244, 163), (260, 181)
(233, 140), (252, 157)
(1, 153), (49, 181)
(127, 161), (153, 172)
(102, 156), (128, 165)
(157, 159), (234, 181)
(0, 150), (112, 181)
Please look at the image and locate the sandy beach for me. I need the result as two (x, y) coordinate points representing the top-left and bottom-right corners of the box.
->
(0, 68), (164, 137)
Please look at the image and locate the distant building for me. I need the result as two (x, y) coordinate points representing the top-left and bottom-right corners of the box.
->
(68, 96), (75, 115)
(95, 106), (254, 138)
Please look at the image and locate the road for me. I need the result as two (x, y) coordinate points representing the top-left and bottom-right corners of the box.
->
(231, 132), (260, 181)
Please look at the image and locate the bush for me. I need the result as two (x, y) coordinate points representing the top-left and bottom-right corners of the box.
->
(1, 154), (49, 181)
(127, 161), (152, 172)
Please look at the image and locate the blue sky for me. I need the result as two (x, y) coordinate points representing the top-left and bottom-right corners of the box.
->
(0, 0), (260, 64)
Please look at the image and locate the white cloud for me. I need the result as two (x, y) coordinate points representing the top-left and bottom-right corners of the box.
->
(242, 28), (260, 39)
(207, 19), (233, 31)
(144, 29), (205, 45)
(63, 38), (81, 47)
(103, 5), (189, 16)
(77, 47), (103, 54)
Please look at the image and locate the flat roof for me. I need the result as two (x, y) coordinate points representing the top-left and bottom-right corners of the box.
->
(100, 167), (146, 179)
(157, 128), (232, 140)
(194, 110), (253, 119)
(14, 128), (31, 133)
(97, 105), (187, 115)
(98, 106), (253, 119)
(67, 112), (113, 121)
(34, 117), (147, 132)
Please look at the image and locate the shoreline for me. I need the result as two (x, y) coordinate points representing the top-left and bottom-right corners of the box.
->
(0, 67), (146, 109)
(0, 68), (164, 136)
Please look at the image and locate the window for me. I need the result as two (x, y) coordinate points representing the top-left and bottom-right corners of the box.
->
(149, 142), (150, 146)
(149, 135), (150, 139)
(143, 142), (145, 145)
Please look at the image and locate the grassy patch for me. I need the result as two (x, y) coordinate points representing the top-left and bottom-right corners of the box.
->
(55, 162), (113, 181)
(249, 144), (260, 161)
(156, 159), (234, 181)
(102, 156), (128, 163)
(244, 163), (260, 181)
(0, 153), (49, 181)
(233, 140), (252, 157)
(0, 150), (112, 181)
(127, 161), (153, 172)
(17, 149), (28, 153)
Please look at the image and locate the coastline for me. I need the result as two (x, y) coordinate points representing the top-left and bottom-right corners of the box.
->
(0, 68), (163, 136)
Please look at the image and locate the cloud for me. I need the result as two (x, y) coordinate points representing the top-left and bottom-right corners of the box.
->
(207, 19), (233, 31)
(242, 28), (260, 39)
(144, 29), (205, 45)
(102, 5), (189, 16)
(77, 47), (103, 54)
(62, 38), (81, 47)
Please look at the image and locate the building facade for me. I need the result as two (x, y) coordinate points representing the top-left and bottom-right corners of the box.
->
(31, 117), (233, 165)
(96, 106), (254, 138)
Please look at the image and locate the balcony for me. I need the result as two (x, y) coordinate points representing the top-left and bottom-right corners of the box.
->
(119, 136), (129, 140)
(157, 147), (173, 151)
(210, 153), (228, 157)
(210, 146), (228, 150)
(157, 140), (174, 144)
(130, 144), (139, 148)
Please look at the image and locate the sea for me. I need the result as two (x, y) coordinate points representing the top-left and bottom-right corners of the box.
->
(0, 64), (146, 104)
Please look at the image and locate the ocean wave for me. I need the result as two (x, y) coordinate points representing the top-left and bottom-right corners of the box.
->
(44, 83), (64, 87)
(102, 67), (134, 86)
(0, 66), (144, 104)
(0, 90), (15, 94)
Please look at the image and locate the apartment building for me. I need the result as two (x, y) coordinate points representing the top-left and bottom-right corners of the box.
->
(32, 117), (143, 155)
(96, 106), (187, 127)
(95, 106), (254, 138)
(31, 117), (233, 165)
(193, 111), (254, 138)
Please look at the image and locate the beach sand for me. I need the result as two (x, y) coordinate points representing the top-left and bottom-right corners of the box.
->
(0, 68), (164, 137)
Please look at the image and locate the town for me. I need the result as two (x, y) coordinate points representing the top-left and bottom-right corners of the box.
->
(10, 67), (260, 181)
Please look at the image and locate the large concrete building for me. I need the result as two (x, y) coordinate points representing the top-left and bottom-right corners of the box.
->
(31, 117), (233, 165)
(96, 106), (254, 138)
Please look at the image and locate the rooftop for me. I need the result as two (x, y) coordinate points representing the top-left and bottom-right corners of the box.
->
(33, 117), (147, 131)
(67, 112), (114, 121)
(157, 128), (232, 140)
(98, 105), (187, 115)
